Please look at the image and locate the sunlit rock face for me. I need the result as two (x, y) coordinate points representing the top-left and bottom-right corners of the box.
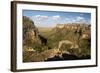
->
(23, 16), (41, 51)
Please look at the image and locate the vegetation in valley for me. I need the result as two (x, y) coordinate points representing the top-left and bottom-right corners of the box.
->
(23, 16), (91, 62)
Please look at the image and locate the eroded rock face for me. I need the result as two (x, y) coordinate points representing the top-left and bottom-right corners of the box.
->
(23, 16), (41, 51)
(23, 16), (37, 39)
(23, 16), (49, 54)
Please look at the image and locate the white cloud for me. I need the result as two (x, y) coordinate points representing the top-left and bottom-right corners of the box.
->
(65, 18), (76, 23)
(76, 16), (84, 21)
(80, 13), (84, 16)
(31, 15), (49, 21)
(31, 15), (61, 22)
(31, 15), (61, 27)
(65, 18), (71, 23)
(51, 15), (60, 20)
(72, 19), (76, 23)
(74, 16), (87, 23)
(65, 18), (70, 21)
(65, 16), (88, 24)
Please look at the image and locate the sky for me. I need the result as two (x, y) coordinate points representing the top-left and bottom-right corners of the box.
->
(23, 10), (91, 27)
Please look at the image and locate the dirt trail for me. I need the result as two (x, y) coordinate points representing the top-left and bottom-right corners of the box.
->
(58, 40), (79, 50)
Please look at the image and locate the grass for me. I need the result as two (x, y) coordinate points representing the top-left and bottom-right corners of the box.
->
(23, 16), (91, 62)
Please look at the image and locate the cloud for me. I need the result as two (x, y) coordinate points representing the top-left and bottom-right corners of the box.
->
(31, 15), (61, 22)
(75, 16), (91, 24)
(65, 18), (71, 23)
(65, 18), (70, 21)
(80, 13), (84, 16)
(31, 15), (49, 21)
(75, 16), (88, 23)
(51, 15), (60, 20)
(76, 16), (84, 21)
(31, 15), (61, 27)
(65, 16), (89, 24)
(65, 18), (76, 23)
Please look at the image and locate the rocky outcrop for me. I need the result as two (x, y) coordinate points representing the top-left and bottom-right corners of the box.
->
(23, 16), (42, 51)
(23, 16), (48, 52)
